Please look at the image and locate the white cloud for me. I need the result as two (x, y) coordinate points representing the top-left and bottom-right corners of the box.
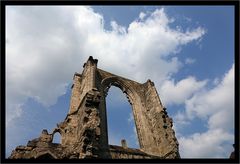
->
(213, 77), (220, 85)
(6, 6), (205, 125)
(6, 5), (234, 159)
(110, 21), (127, 34)
(159, 76), (207, 105)
(185, 58), (196, 64)
(179, 129), (234, 158)
(139, 12), (146, 20)
(173, 111), (190, 133)
(174, 64), (234, 158)
(6, 5), (235, 159)
(185, 64), (234, 120)
(6, 6), (207, 157)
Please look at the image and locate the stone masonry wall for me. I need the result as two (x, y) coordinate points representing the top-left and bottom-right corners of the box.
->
(9, 56), (180, 159)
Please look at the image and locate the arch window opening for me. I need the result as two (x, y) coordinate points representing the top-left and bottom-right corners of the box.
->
(52, 132), (61, 144)
(106, 86), (140, 149)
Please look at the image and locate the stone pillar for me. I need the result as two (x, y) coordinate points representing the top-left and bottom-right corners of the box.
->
(139, 79), (180, 158)
(98, 93), (109, 153)
(68, 73), (82, 114)
(85, 56), (98, 90)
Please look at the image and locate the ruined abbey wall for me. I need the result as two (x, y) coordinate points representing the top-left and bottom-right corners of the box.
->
(9, 56), (180, 159)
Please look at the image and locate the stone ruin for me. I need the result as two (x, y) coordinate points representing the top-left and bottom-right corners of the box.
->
(9, 56), (180, 159)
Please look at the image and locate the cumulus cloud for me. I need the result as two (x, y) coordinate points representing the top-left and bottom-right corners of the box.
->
(179, 129), (234, 158)
(6, 5), (235, 159)
(173, 112), (190, 130)
(6, 6), (210, 158)
(174, 64), (235, 158)
(185, 64), (234, 121)
(85, 8), (205, 83)
(159, 76), (207, 105)
(6, 6), (205, 126)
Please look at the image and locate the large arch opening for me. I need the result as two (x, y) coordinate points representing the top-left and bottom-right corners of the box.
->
(105, 86), (140, 149)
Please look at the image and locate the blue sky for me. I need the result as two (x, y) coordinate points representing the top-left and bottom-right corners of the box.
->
(6, 6), (234, 158)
